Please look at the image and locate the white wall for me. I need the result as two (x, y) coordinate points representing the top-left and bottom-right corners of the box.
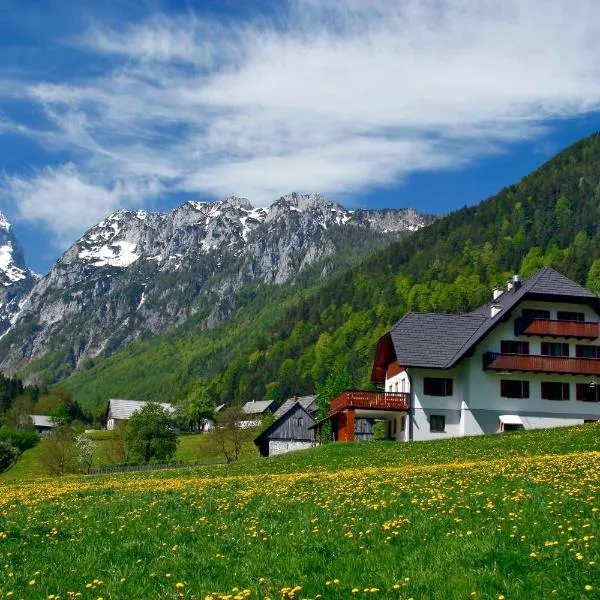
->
(269, 440), (312, 456)
(406, 299), (600, 440)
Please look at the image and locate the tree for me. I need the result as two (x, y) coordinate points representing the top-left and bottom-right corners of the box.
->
(587, 258), (600, 296)
(39, 426), (78, 476)
(208, 406), (255, 463)
(176, 387), (215, 432)
(124, 403), (177, 463)
(316, 371), (354, 443)
(75, 436), (96, 474)
(0, 442), (20, 472)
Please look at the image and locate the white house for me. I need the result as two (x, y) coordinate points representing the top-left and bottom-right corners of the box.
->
(315, 268), (600, 442)
(240, 400), (275, 428)
(105, 399), (175, 430)
(29, 415), (54, 435)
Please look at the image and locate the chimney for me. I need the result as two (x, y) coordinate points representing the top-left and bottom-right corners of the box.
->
(294, 395), (299, 403)
(512, 274), (522, 291)
(492, 287), (504, 300)
(506, 280), (514, 292)
(490, 304), (502, 318)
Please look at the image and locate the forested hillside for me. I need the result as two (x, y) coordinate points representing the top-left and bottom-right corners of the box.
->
(66, 133), (600, 414)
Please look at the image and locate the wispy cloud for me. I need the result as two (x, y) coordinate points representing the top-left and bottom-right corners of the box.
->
(3, 0), (600, 245)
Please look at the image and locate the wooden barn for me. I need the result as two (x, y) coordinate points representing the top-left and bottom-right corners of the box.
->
(254, 400), (315, 457)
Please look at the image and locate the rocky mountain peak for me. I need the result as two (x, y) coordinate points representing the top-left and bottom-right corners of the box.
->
(0, 194), (431, 379)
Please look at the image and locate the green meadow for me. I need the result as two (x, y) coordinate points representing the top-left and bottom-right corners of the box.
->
(0, 424), (599, 599)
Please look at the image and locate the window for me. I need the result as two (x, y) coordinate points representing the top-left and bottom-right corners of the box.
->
(430, 414), (446, 432)
(296, 416), (304, 427)
(541, 382), (570, 401)
(541, 342), (569, 357)
(501, 340), (530, 355)
(503, 423), (524, 432)
(423, 378), (453, 396)
(576, 383), (599, 402)
(500, 380), (530, 398)
(557, 311), (585, 322)
(576, 345), (600, 359)
(522, 308), (550, 321)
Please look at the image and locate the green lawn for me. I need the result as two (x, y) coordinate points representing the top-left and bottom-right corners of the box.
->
(0, 425), (598, 599)
(0, 432), (257, 481)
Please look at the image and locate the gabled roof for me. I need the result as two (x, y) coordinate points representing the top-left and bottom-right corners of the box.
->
(254, 402), (315, 443)
(372, 268), (600, 380)
(273, 395), (317, 419)
(30, 415), (54, 428)
(106, 399), (174, 421)
(242, 400), (275, 416)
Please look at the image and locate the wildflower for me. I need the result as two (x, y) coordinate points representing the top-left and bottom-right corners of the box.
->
(176, 583), (185, 590)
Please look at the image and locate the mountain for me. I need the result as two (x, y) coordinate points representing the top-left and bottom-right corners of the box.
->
(61, 132), (600, 414)
(0, 193), (429, 381)
(0, 213), (37, 335)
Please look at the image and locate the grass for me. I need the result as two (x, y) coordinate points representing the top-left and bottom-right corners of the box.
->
(0, 424), (598, 599)
(0, 432), (256, 481)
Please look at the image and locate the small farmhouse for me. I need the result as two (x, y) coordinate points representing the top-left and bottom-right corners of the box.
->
(255, 397), (316, 457)
(313, 268), (600, 443)
(240, 399), (275, 428)
(105, 399), (175, 430)
(29, 415), (54, 435)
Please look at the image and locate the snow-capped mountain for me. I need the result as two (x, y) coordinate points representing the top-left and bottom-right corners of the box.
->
(0, 213), (38, 334)
(0, 193), (430, 379)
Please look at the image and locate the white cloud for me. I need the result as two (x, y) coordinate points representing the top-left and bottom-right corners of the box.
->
(1, 164), (161, 247)
(4, 0), (600, 245)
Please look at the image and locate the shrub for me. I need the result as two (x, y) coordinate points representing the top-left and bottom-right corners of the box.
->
(0, 441), (20, 472)
(0, 426), (39, 452)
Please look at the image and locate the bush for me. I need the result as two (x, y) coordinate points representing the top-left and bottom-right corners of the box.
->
(0, 426), (39, 452)
(125, 403), (177, 464)
(0, 441), (20, 472)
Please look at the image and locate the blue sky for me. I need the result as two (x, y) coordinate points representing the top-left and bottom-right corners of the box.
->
(2, 0), (600, 274)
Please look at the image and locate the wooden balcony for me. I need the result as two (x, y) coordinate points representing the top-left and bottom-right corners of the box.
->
(483, 352), (600, 375)
(514, 318), (598, 339)
(329, 390), (409, 415)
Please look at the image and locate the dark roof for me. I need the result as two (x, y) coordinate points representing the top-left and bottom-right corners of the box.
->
(373, 268), (600, 378)
(389, 313), (487, 369)
(273, 395), (317, 419)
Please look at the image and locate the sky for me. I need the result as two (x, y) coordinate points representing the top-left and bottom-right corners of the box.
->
(2, 0), (600, 274)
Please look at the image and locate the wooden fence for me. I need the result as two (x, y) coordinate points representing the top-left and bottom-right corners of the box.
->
(87, 458), (226, 476)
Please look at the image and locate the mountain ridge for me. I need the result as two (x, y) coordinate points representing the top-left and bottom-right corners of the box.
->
(60, 132), (600, 413)
(0, 192), (430, 382)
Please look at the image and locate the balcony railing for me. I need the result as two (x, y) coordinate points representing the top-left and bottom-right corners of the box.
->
(483, 352), (600, 375)
(514, 318), (598, 339)
(329, 390), (409, 415)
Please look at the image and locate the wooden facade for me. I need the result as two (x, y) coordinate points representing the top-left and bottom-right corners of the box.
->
(483, 352), (600, 375)
(514, 318), (599, 339)
(254, 403), (315, 457)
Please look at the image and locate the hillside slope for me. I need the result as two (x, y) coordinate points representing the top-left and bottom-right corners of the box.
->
(0, 194), (428, 385)
(64, 132), (600, 412)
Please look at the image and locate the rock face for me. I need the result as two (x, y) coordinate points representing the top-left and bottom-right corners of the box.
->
(0, 213), (38, 335)
(0, 193), (431, 378)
